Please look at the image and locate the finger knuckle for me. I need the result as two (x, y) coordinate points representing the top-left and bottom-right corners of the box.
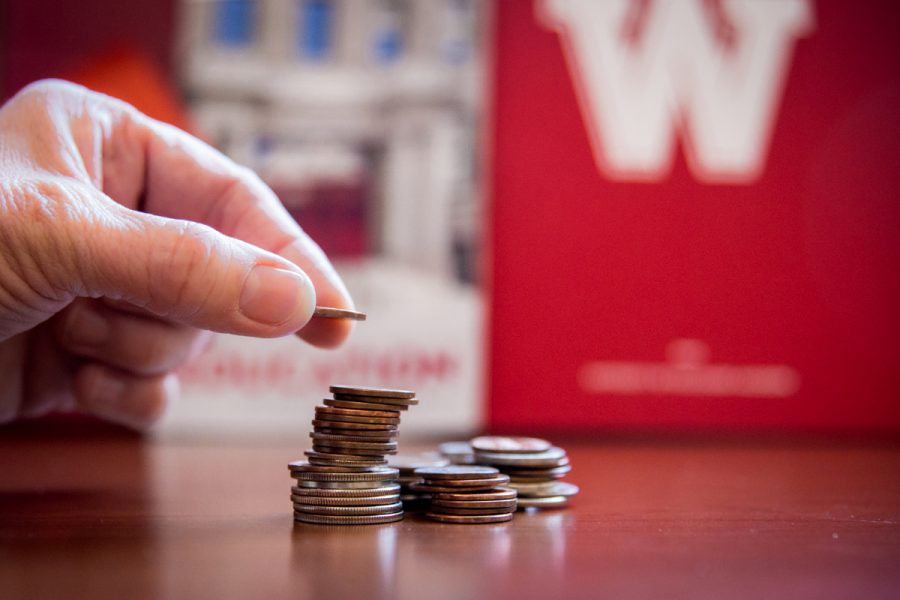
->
(0, 178), (98, 300)
(148, 220), (222, 318)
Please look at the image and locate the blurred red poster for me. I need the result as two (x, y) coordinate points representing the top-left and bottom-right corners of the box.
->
(488, 0), (900, 433)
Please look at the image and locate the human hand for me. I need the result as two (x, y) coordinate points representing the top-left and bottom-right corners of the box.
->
(0, 80), (355, 428)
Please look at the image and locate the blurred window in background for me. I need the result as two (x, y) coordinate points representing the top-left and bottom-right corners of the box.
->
(297, 0), (334, 61)
(213, 0), (257, 48)
(371, 0), (405, 66)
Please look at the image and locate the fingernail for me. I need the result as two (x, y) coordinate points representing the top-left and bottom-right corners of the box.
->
(239, 265), (315, 326)
(66, 304), (110, 348)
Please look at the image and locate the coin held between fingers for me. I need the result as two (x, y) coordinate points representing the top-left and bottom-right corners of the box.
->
(313, 307), (367, 321)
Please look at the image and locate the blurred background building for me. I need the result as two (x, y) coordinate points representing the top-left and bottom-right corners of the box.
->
(173, 0), (489, 436)
(180, 0), (485, 282)
(1, 0), (490, 437)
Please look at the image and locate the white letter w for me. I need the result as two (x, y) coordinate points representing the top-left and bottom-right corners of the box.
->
(539, 0), (815, 183)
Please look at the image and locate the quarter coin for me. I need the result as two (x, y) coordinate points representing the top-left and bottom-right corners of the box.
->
(414, 465), (499, 480)
(293, 502), (404, 516)
(291, 494), (400, 506)
(294, 511), (404, 525)
(291, 484), (400, 497)
(425, 512), (513, 524)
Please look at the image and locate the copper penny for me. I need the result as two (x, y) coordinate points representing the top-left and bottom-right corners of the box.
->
(420, 475), (510, 488)
(429, 506), (516, 516)
(425, 512), (513, 524)
(329, 385), (416, 399)
(312, 307), (367, 320)
(324, 398), (409, 412)
(431, 498), (518, 510)
(409, 479), (508, 494)
(431, 488), (518, 502)
(310, 432), (397, 444)
(311, 419), (398, 431)
(310, 438), (398, 451)
(316, 405), (402, 418)
(304, 450), (386, 466)
(314, 414), (400, 427)
(313, 428), (398, 440)
(313, 444), (398, 456)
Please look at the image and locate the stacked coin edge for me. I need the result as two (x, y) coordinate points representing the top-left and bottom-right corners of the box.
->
(469, 436), (579, 510)
(414, 465), (518, 524)
(289, 385), (418, 525)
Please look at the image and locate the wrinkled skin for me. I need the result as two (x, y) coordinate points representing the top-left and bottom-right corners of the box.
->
(0, 80), (354, 428)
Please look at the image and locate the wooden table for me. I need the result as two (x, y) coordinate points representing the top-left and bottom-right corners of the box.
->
(1, 425), (898, 599)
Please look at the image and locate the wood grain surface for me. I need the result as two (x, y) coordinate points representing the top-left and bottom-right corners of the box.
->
(1, 425), (898, 599)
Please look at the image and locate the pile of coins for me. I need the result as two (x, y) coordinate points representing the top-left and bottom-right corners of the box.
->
(470, 436), (579, 510)
(288, 385), (418, 525)
(411, 466), (517, 524)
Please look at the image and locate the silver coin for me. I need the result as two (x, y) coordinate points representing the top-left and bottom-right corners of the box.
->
(470, 436), (552, 454)
(293, 511), (405, 525)
(291, 493), (400, 506)
(295, 479), (397, 490)
(414, 465), (499, 480)
(510, 481), (580, 498)
(474, 446), (567, 467)
(288, 465), (399, 482)
(293, 502), (404, 516)
(291, 483), (401, 497)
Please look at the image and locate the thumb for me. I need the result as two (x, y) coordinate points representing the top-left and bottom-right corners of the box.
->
(75, 204), (317, 337)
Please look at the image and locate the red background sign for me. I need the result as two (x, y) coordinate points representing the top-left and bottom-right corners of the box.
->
(488, 0), (900, 433)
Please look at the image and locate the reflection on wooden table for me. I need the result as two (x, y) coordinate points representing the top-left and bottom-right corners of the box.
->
(1, 423), (898, 599)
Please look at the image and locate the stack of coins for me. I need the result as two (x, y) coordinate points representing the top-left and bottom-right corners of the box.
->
(289, 385), (418, 525)
(388, 453), (449, 510)
(470, 436), (579, 510)
(412, 466), (517, 524)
